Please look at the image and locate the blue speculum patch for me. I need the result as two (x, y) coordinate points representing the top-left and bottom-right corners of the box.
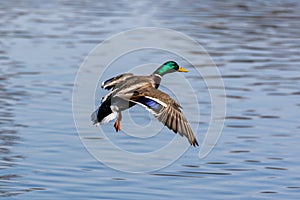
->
(137, 96), (163, 113)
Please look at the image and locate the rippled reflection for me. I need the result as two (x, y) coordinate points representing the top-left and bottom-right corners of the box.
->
(0, 62), (29, 196)
(1, 0), (300, 199)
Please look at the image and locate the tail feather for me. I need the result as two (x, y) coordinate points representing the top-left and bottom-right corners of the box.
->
(91, 100), (118, 125)
(91, 109), (99, 125)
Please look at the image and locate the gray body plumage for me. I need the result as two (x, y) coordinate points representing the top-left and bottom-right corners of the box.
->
(91, 62), (198, 146)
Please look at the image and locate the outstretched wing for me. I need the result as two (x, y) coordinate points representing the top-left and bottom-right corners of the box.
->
(127, 86), (198, 147)
(101, 73), (134, 90)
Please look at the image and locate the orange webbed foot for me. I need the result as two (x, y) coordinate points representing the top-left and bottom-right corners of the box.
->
(114, 120), (121, 132)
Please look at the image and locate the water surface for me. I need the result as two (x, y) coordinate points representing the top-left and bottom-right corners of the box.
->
(1, 0), (300, 199)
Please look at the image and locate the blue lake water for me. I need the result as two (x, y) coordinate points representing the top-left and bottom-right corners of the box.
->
(1, 0), (300, 199)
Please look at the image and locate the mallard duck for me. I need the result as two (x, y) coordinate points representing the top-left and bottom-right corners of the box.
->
(91, 61), (198, 146)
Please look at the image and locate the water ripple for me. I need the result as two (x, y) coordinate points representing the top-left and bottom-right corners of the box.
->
(1, 0), (300, 199)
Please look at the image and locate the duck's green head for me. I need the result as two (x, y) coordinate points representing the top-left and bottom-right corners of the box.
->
(153, 61), (189, 76)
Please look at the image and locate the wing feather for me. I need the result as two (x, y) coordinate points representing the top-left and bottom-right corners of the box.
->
(101, 73), (134, 90)
(127, 87), (198, 146)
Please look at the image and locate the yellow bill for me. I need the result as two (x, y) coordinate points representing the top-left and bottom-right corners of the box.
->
(178, 67), (189, 72)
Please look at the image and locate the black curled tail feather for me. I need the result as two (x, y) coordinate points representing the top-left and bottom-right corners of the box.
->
(91, 100), (113, 124)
